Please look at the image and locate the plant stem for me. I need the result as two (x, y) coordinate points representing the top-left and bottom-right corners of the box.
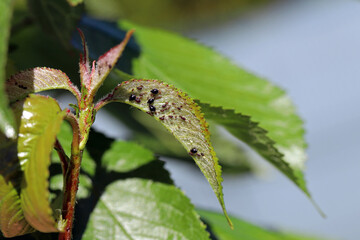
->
(59, 112), (82, 240)
(54, 138), (69, 177)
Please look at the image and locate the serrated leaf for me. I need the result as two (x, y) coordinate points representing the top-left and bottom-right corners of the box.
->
(118, 21), (308, 194)
(0, 143), (34, 238)
(0, 0), (16, 139)
(18, 94), (65, 232)
(82, 178), (210, 240)
(6, 67), (80, 104)
(102, 140), (155, 173)
(96, 79), (232, 227)
(198, 209), (324, 240)
(198, 103), (308, 194)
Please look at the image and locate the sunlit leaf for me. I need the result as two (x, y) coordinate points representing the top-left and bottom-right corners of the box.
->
(6, 67), (80, 104)
(96, 79), (232, 227)
(0, 143), (34, 237)
(0, 0), (16, 139)
(82, 179), (210, 240)
(198, 209), (324, 240)
(118, 21), (309, 194)
(18, 94), (65, 232)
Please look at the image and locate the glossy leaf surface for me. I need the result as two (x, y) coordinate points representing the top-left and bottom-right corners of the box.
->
(0, 143), (34, 237)
(198, 209), (323, 240)
(0, 0), (16, 139)
(97, 79), (232, 226)
(18, 95), (65, 232)
(119, 21), (308, 193)
(82, 179), (209, 240)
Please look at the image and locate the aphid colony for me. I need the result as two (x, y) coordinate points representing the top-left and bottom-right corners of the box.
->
(128, 86), (203, 158)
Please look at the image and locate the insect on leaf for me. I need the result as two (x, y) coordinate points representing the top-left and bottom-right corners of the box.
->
(6, 67), (80, 104)
(96, 79), (233, 227)
(18, 94), (66, 232)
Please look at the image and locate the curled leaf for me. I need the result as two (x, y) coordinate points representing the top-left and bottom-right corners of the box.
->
(6, 67), (80, 104)
(96, 79), (232, 227)
(18, 95), (66, 232)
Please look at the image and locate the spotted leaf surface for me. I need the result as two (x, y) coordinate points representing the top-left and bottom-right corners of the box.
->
(18, 95), (65, 232)
(96, 79), (232, 226)
(6, 67), (80, 104)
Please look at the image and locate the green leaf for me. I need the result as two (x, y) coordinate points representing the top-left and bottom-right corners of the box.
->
(198, 103), (307, 194)
(6, 67), (80, 104)
(82, 178), (210, 240)
(18, 94), (65, 232)
(0, 143), (34, 238)
(0, 0), (16, 139)
(96, 79), (232, 227)
(102, 140), (155, 173)
(119, 21), (308, 194)
(198, 209), (324, 240)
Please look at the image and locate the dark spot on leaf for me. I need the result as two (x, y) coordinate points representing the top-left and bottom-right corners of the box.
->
(108, 64), (112, 68)
(135, 97), (141, 103)
(147, 98), (155, 104)
(201, 153), (205, 156)
(162, 102), (168, 108)
(18, 84), (27, 89)
(151, 89), (159, 94)
(137, 85), (143, 90)
(190, 148), (198, 154)
(159, 116), (165, 120)
(180, 116), (186, 121)
(129, 94), (136, 101)
(168, 115), (173, 119)
(149, 105), (156, 112)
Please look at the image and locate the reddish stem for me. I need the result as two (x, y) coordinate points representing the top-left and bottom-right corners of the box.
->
(59, 112), (82, 240)
(54, 139), (69, 176)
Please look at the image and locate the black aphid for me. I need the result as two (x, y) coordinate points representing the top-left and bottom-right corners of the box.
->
(129, 94), (136, 101)
(149, 105), (156, 112)
(147, 98), (155, 104)
(190, 148), (198, 154)
(151, 88), (159, 94)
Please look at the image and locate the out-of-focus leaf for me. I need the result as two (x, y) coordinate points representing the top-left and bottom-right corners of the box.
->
(18, 94), (65, 232)
(6, 67), (80, 103)
(0, 0), (16, 139)
(85, 0), (268, 29)
(0, 143), (34, 237)
(82, 179), (210, 240)
(102, 140), (155, 173)
(198, 209), (324, 240)
(27, 0), (83, 48)
(119, 21), (309, 195)
(96, 79), (232, 227)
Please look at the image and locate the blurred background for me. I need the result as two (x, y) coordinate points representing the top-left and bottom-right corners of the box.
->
(88, 0), (360, 239)
(9, 0), (360, 239)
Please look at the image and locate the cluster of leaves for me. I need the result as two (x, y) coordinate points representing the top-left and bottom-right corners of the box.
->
(0, 0), (322, 239)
